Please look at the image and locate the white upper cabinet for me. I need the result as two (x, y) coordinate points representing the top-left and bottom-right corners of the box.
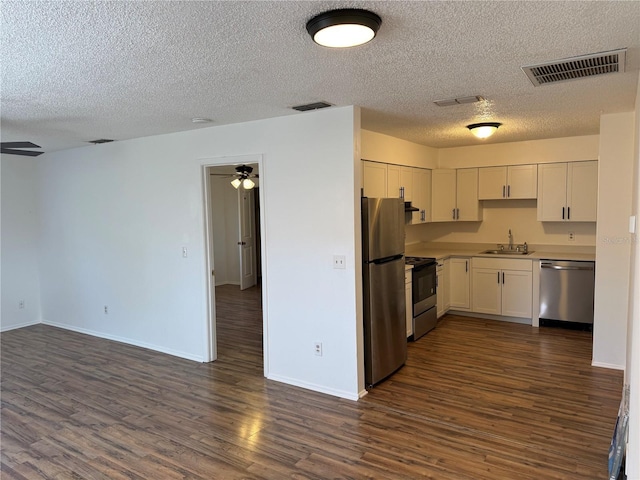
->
(537, 161), (597, 222)
(362, 161), (388, 198)
(478, 165), (538, 200)
(432, 168), (482, 222)
(411, 168), (432, 224)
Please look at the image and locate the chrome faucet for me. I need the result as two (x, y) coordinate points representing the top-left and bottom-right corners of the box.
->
(508, 229), (514, 250)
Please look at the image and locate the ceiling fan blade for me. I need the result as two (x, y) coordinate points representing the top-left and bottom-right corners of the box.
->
(209, 173), (235, 177)
(1, 141), (41, 149)
(1, 148), (44, 157)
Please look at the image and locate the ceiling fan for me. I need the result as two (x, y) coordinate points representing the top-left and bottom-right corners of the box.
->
(210, 165), (259, 189)
(1, 141), (44, 157)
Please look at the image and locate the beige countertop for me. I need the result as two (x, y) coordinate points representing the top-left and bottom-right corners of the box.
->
(406, 243), (595, 263)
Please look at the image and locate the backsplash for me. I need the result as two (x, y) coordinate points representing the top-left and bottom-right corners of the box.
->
(405, 199), (597, 246)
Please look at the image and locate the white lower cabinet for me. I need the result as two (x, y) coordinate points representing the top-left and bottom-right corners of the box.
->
(405, 268), (413, 338)
(449, 257), (471, 310)
(471, 258), (533, 319)
(436, 259), (449, 318)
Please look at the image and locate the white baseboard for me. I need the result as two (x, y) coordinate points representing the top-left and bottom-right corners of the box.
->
(267, 373), (360, 401)
(591, 360), (625, 371)
(1, 319), (40, 333)
(41, 320), (205, 363)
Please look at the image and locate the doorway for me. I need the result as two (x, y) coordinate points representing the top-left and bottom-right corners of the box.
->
(202, 155), (267, 375)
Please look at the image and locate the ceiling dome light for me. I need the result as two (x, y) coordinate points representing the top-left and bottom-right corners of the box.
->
(467, 122), (502, 139)
(306, 9), (381, 48)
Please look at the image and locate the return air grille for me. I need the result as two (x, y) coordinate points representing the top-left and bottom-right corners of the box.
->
(522, 49), (626, 87)
(291, 101), (333, 112)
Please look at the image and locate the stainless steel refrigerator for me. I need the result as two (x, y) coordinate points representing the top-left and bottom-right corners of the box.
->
(362, 197), (407, 387)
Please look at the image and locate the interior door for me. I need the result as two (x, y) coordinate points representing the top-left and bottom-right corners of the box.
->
(238, 187), (257, 290)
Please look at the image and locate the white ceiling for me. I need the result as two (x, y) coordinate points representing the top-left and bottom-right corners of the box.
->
(1, 1), (639, 153)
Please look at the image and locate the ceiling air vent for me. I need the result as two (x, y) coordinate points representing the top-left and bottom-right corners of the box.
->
(291, 101), (333, 112)
(434, 96), (484, 107)
(88, 138), (115, 144)
(522, 48), (626, 87)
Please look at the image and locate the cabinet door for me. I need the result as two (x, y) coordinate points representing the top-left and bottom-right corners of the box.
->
(478, 166), (507, 200)
(363, 161), (388, 198)
(431, 169), (457, 222)
(501, 270), (532, 318)
(456, 168), (482, 221)
(443, 259), (450, 312)
(471, 268), (501, 315)
(400, 167), (414, 202)
(412, 168), (431, 224)
(507, 164), (538, 199)
(405, 271), (413, 337)
(436, 269), (444, 318)
(537, 163), (568, 221)
(567, 161), (598, 222)
(449, 258), (470, 310)
(387, 164), (402, 198)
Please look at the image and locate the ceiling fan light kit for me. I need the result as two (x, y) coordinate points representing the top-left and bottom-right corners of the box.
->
(306, 9), (381, 48)
(467, 122), (502, 139)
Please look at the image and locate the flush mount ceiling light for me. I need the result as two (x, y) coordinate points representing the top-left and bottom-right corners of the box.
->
(306, 9), (381, 48)
(467, 122), (502, 139)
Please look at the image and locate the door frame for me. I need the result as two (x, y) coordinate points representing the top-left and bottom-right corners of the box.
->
(201, 154), (268, 377)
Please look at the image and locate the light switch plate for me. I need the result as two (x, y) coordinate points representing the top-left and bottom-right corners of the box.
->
(630, 215), (637, 234)
(333, 255), (346, 269)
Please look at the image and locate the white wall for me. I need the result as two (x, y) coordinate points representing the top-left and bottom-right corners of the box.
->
(34, 106), (363, 399)
(210, 174), (240, 286)
(438, 135), (600, 168)
(593, 112), (635, 369)
(1, 156), (41, 331)
(361, 129), (438, 168)
(625, 77), (640, 480)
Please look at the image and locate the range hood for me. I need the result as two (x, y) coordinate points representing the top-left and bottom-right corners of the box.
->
(404, 201), (419, 212)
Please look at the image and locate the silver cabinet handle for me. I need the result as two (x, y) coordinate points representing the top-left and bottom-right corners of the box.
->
(507, 185), (511, 197)
(562, 207), (565, 219)
(568, 206), (571, 220)
(452, 208), (456, 220)
(465, 260), (468, 273)
(502, 185), (506, 198)
(502, 271), (505, 284)
(497, 272), (500, 283)
(400, 186), (405, 198)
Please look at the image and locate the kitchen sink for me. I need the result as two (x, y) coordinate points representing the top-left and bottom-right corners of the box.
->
(481, 249), (533, 255)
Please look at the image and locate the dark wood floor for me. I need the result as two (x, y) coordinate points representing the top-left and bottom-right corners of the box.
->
(1, 285), (623, 479)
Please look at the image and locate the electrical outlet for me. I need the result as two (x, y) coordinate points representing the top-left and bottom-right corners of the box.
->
(333, 255), (346, 269)
(18, 300), (25, 309)
(104, 305), (109, 314)
(182, 246), (188, 258)
(314, 342), (323, 356)
(568, 232), (575, 242)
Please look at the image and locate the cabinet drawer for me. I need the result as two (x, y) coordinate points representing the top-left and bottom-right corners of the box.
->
(472, 257), (533, 271)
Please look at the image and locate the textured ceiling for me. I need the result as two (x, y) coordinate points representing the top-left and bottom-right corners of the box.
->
(1, 1), (639, 153)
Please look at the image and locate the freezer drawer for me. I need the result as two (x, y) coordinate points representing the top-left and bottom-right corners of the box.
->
(539, 260), (595, 324)
(363, 258), (407, 386)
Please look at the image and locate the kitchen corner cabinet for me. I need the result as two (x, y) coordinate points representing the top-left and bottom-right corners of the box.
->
(537, 161), (598, 222)
(436, 259), (450, 318)
(431, 168), (482, 222)
(449, 257), (471, 310)
(471, 258), (532, 318)
(478, 164), (538, 200)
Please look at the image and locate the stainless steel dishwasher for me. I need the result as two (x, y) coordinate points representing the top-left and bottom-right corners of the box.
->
(539, 260), (595, 324)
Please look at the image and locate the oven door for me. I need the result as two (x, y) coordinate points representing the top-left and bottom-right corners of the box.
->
(412, 261), (437, 316)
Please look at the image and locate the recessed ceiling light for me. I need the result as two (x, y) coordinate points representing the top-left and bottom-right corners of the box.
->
(191, 117), (213, 123)
(306, 9), (381, 48)
(467, 122), (502, 139)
